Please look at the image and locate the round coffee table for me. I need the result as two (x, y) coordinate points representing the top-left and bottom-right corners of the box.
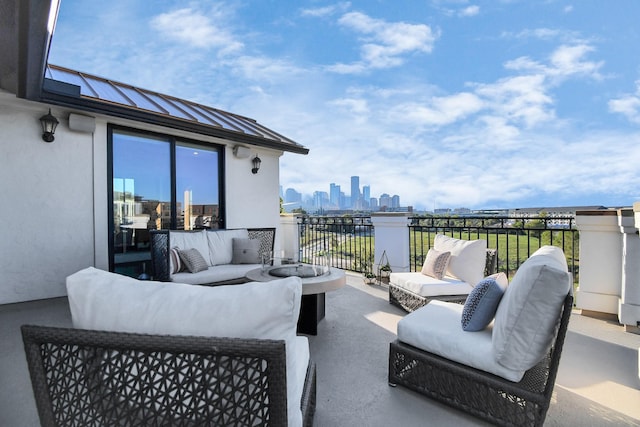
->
(246, 265), (346, 335)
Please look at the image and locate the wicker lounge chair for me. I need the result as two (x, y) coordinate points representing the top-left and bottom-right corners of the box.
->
(389, 248), (497, 312)
(388, 291), (572, 427)
(389, 245), (573, 427)
(22, 325), (316, 427)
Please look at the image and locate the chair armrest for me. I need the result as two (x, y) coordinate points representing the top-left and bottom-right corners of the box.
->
(150, 230), (171, 281)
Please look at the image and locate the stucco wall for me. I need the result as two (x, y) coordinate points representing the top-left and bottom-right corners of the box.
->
(0, 94), (95, 303)
(0, 91), (285, 303)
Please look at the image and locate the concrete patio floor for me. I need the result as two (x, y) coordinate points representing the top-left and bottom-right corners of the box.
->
(2, 272), (640, 426)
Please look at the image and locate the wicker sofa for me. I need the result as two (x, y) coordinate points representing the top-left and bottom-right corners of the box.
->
(23, 267), (315, 427)
(389, 235), (498, 312)
(389, 246), (572, 427)
(150, 227), (275, 285)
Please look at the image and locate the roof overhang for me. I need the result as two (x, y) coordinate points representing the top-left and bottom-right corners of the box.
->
(0, 0), (60, 98)
(0, 0), (308, 155)
(41, 82), (309, 153)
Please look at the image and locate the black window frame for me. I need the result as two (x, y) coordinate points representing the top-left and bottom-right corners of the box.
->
(107, 124), (226, 273)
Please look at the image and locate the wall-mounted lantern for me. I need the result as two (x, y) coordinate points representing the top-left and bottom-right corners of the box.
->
(39, 109), (59, 142)
(252, 155), (262, 174)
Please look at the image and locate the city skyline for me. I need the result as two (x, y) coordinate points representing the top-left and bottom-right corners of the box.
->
(50, 1), (640, 210)
(282, 175), (401, 212)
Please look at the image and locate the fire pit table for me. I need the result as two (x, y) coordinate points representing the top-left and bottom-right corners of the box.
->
(246, 264), (346, 335)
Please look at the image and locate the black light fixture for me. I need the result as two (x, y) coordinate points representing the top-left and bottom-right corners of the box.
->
(39, 109), (59, 142)
(252, 155), (262, 174)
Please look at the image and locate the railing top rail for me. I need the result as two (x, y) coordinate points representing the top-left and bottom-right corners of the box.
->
(297, 215), (373, 225)
(408, 215), (576, 229)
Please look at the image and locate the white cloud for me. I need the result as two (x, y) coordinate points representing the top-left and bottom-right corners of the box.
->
(548, 44), (603, 79)
(150, 7), (243, 54)
(475, 74), (554, 128)
(609, 80), (640, 124)
(459, 5), (480, 17)
(329, 11), (439, 73)
(389, 92), (483, 127)
(329, 97), (370, 116)
(300, 2), (351, 18)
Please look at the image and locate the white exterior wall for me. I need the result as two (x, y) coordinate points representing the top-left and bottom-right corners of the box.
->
(0, 91), (284, 304)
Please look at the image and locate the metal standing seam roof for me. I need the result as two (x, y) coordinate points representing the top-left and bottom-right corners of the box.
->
(44, 64), (308, 154)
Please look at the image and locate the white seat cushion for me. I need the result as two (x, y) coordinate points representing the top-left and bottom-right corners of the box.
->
(390, 272), (473, 297)
(66, 267), (308, 427)
(172, 263), (261, 285)
(397, 300), (525, 382)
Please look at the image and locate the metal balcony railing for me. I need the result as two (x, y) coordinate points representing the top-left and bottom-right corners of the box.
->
(296, 215), (579, 283)
(297, 216), (374, 273)
(408, 216), (579, 282)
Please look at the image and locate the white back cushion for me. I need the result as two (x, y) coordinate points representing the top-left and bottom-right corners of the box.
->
(492, 246), (571, 371)
(434, 234), (487, 285)
(207, 229), (249, 265)
(169, 230), (211, 266)
(67, 267), (301, 342)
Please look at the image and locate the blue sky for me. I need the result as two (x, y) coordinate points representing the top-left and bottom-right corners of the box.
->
(49, 1), (640, 210)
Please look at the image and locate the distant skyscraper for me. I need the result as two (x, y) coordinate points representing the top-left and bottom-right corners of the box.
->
(391, 195), (400, 209)
(362, 185), (370, 209)
(350, 176), (360, 209)
(370, 197), (378, 210)
(284, 188), (302, 203)
(313, 191), (329, 211)
(379, 193), (391, 209)
(329, 183), (340, 208)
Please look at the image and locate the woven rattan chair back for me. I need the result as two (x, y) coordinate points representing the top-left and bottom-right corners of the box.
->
(22, 325), (296, 427)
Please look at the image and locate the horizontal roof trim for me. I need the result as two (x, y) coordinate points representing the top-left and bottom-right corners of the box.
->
(42, 64), (308, 154)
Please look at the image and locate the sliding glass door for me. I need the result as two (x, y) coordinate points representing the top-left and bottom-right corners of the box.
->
(176, 142), (221, 231)
(109, 127), (223, 277)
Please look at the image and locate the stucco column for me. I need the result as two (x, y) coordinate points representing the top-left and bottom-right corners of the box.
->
(575, 210), (622, 316)
(279, 214), (300, 261)
(619, 204), (640, 333)
(371, 213), (410, 273)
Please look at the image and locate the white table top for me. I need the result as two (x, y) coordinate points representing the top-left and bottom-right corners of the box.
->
(246, 265), (346, 295)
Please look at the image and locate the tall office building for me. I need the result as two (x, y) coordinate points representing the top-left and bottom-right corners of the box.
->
(350, 176), (360, 209)
(329, 183), (341, 209)
(391, 195), (400, 209)
(370, 197), (378, 210)
(379, 193), (391, 210)
(362, 185), (370, 209)
(313, 191), (329, 211)
(284, 188), (302, 203)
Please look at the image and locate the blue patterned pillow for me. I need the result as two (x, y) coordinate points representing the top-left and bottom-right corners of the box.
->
(461, 273), (508, 332)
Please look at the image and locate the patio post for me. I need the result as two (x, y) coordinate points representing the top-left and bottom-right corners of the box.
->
(575, 210), (621, 317)
(619, 204), (640, 334)
(371, 213), (410, 273)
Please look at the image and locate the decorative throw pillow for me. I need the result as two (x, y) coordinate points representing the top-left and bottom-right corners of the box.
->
(433, 234), (487, 285)
(461, 272), (508, 331)
(177, 248), (209, 273)
(169, 246), (183, 274)
(231, 238), (261, 264)
(421, 249), (451, 279)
